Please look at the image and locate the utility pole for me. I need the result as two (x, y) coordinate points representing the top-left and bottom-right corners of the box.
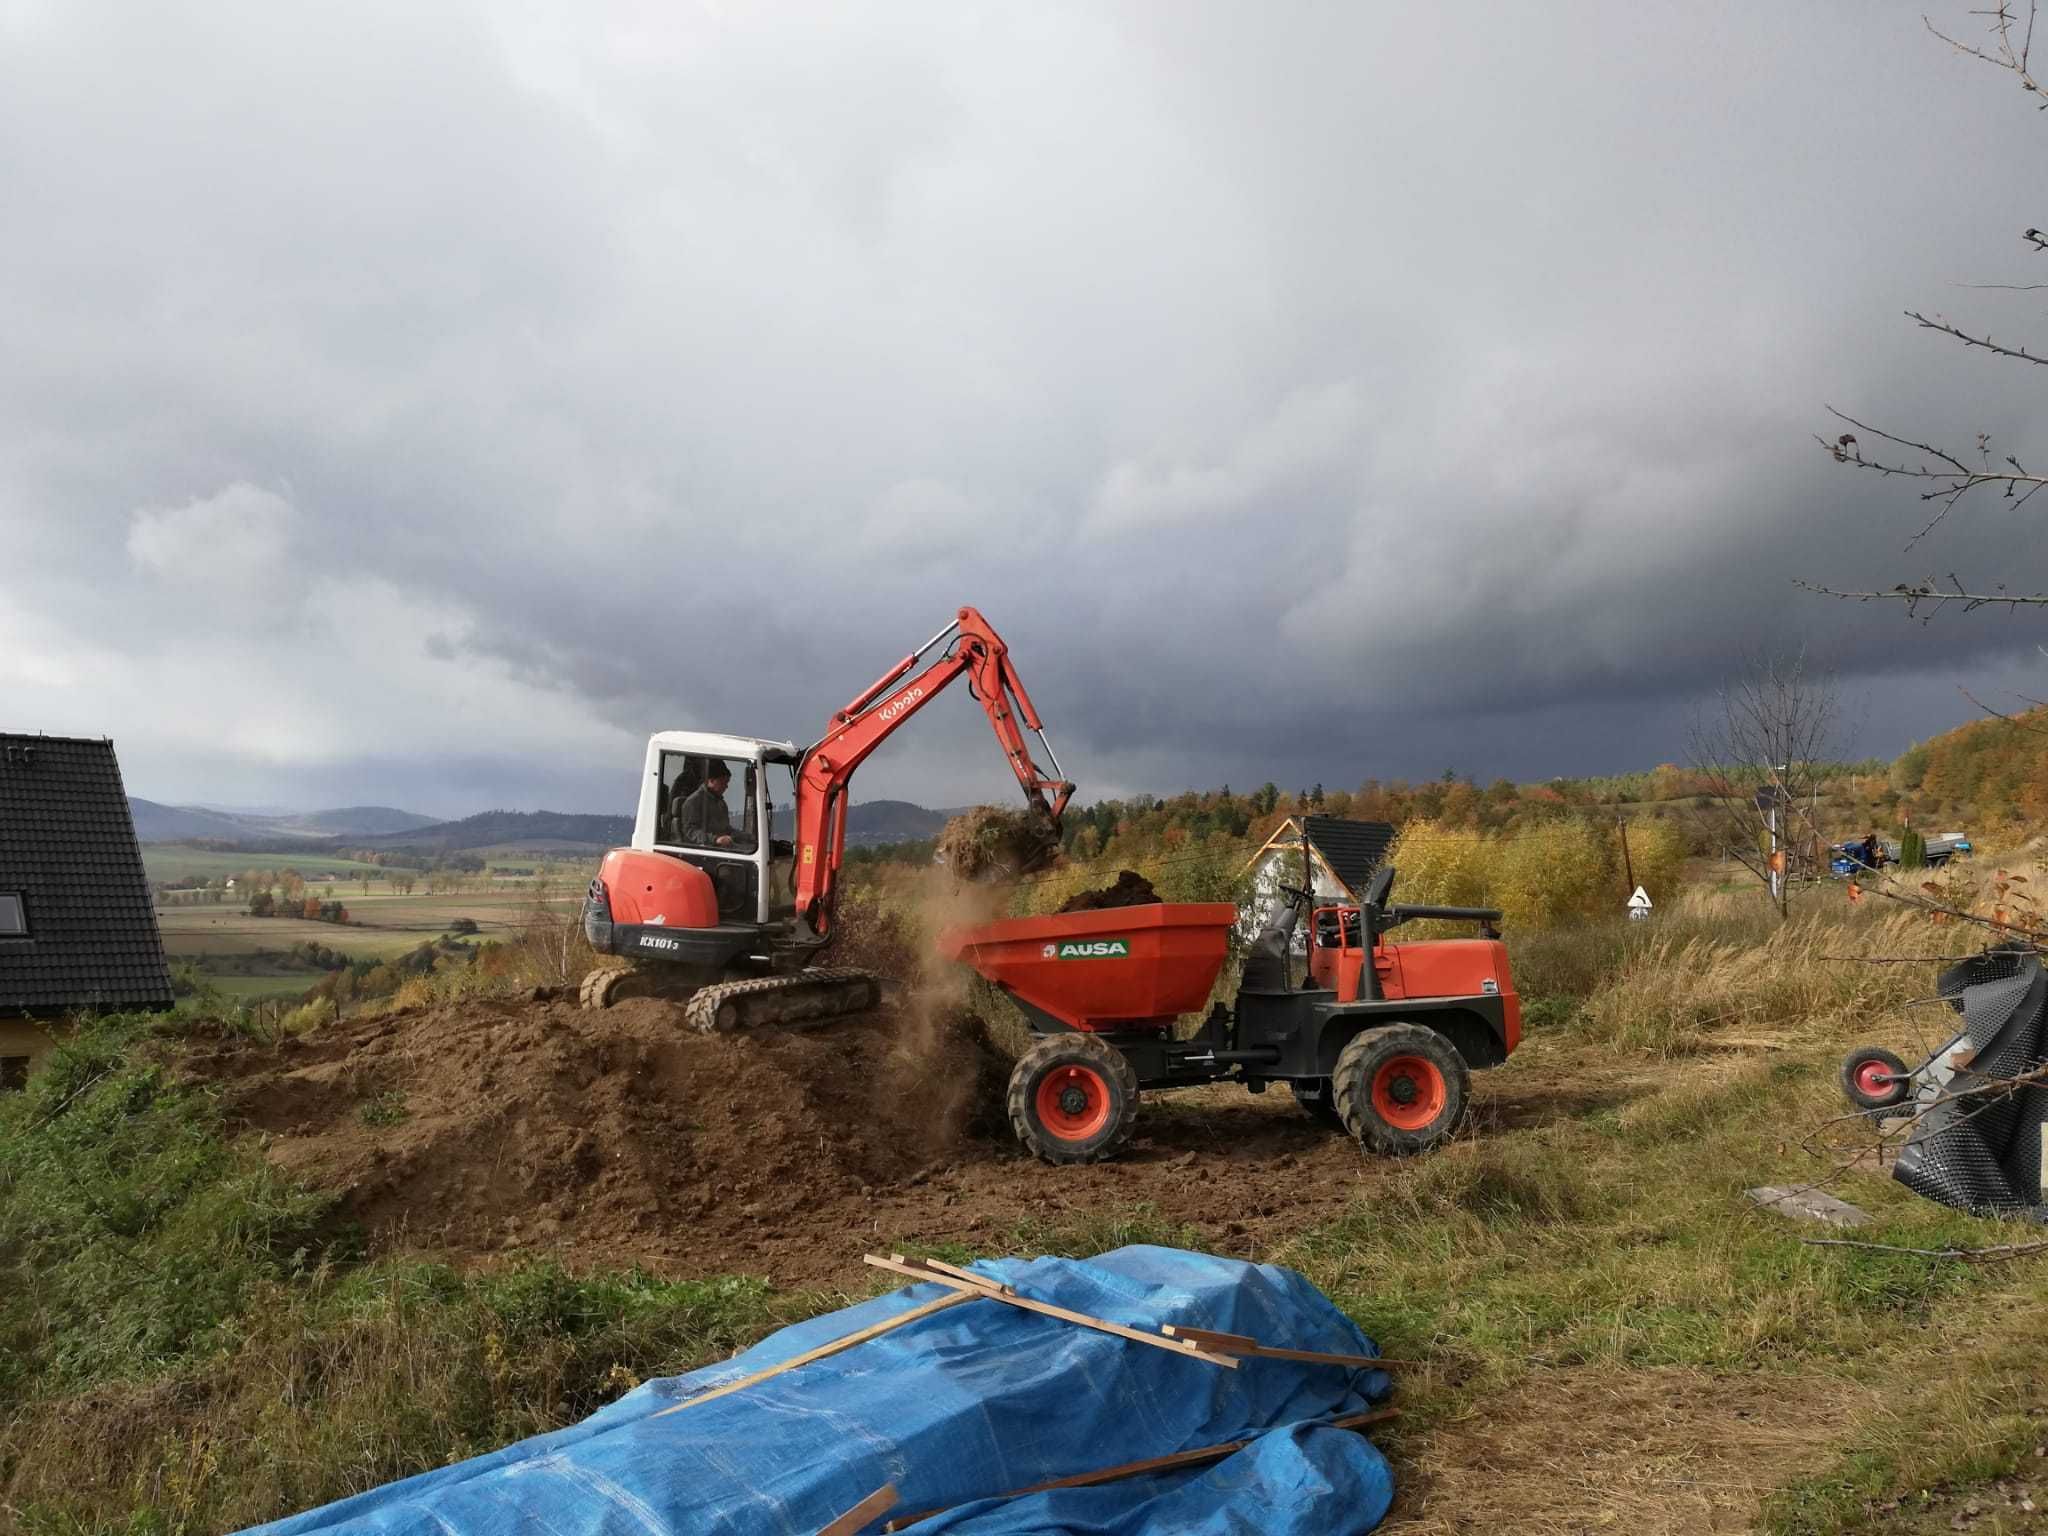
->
(1617, 816), (1636, 899)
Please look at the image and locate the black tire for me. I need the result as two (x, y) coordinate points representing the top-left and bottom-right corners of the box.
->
(1332, 1023), (1470, 1156)
(1290, 1079), (1347, 1131)
(1840, 1046), (1912, 1111)
(1008, 1034), (1139, 1165)
(579, 965), (630, 1009)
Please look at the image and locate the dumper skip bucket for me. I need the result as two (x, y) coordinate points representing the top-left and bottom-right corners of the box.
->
(937, 903), (1238, 1031)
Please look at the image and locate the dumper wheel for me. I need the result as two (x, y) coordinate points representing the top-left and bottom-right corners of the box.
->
(1333, 1024), (1469, 1156)
(1289, 1080), (1346, 1131)
(1008, 1034), (1139, 1165)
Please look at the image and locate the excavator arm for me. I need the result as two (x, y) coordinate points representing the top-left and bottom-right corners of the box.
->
(791, 606), (1074, 932)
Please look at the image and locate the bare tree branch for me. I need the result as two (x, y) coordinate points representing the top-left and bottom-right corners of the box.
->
(1794, 574), (2048, 617)
(1925, 2), (2045, 103)
(1907, 307), (2048, 363)
(1817, 409), (2048, 549)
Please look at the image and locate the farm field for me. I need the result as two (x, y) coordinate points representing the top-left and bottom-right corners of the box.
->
(141, 846), (394, 884)
(156, 889), (583, 1001)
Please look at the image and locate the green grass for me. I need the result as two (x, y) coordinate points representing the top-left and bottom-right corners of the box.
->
(0, 1015), (826, 1533)
(357, 1090), (410, 1127)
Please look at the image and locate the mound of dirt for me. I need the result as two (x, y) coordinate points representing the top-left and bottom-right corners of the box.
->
(935, 806), (1061, 880)
(183, 996), (1012, 1277)
(1056, 870), (1161, 913)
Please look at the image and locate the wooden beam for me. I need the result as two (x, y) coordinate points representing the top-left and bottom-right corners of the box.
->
(651, 1291), (980, 1419)
(882, 1408), (1400, 1530)
(818, 1483), (898, 1536)
(900, 1254), (1014, 1295)
(1159, 1325), (1414, 1369)
(861, 1255), (1238, 1369)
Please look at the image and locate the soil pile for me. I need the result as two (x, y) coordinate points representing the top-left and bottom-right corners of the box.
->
(1056, 870), (1161, 913)
(935, 806), (1061, 880)
(184, 996), (1011, 1278)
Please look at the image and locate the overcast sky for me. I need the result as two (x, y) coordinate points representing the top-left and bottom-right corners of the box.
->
(6, 1), (2048, 818)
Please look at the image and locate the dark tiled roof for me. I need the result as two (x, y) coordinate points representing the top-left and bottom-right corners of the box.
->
(0, 733), (173, 1017)
(1303, 815), (1396, 898)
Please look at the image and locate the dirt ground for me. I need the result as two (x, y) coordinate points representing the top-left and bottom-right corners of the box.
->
(185, 995), (1630, 1288)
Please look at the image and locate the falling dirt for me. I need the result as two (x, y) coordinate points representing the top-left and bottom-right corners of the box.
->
(1056, 870), (1161, 913)
(934, 806), (1061, 881)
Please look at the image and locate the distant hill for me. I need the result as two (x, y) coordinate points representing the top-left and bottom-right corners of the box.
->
(289, 806), (439, 836)
(129, 799), (438, 844)
(359, 810), (635, 853)
(133, 797), (953, 855)
(129, 799), (282, 843)
(771, 798), (951, 847)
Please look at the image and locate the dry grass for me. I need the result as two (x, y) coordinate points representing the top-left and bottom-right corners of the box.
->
(1575, 896), (1973, 1057)
(1391, 1367), (1873, 1535)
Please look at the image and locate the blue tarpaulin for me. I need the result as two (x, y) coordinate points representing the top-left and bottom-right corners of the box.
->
(246, 1245), (1396, 1536)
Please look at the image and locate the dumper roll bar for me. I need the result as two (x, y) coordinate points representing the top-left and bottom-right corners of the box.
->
(1293, 865), (1502, 1003)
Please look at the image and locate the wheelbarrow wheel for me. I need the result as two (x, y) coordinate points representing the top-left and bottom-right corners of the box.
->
(1840, 1046), (1911, 1111)
(1008, 1034), (1139, 1165)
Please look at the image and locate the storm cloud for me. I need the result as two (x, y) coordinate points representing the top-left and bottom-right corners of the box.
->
(4, 1), (2046, 815)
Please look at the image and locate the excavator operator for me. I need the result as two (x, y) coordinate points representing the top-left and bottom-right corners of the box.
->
(675, 759), (750, 850)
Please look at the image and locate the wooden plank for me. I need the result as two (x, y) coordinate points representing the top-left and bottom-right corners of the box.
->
(861, 1255), (1239, 1369)
(882, 1407), (1400, 1530)
(1159, 1325), (1414, 1369)
(900, 1254), (1014, 1295)
(818, 1483), (898, 1536)
(652, 1291), (980, 1419)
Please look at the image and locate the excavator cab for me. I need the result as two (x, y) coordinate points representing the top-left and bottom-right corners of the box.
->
(628, 731), (799, 927)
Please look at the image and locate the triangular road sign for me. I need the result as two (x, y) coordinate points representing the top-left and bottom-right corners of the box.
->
(1628, 886), (1652, 910)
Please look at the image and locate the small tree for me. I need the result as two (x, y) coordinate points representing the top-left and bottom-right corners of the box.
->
(1684, 651), (1842, 918)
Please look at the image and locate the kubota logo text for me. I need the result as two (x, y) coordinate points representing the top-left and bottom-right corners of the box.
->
(878, 686), (925, 722)
(1041, 939), (1130, 960)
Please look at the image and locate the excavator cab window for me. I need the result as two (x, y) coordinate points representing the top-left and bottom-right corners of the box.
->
(657, 753), (759, 854)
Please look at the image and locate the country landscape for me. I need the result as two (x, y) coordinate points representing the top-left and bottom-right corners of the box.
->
(10, 4), (2048, 1534)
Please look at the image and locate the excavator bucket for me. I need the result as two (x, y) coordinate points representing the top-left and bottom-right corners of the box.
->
(938, 903), (1238, 1031)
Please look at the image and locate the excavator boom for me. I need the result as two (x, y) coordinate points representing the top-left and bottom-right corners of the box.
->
(792, 606), (1073, 931)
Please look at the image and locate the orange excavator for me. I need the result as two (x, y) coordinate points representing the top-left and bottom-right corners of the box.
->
(578, 607), (1073, 1030)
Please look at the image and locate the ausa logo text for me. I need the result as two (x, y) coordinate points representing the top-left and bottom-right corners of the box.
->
(1041, 938), (1130, 960)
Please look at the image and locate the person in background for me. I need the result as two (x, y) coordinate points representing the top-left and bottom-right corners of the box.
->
(1858, 829), (1885, 871)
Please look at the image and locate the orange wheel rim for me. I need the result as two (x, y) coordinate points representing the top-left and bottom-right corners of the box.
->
(1035, 1064), (1113, 1140)
(1371, 1054), (1447, 1132)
